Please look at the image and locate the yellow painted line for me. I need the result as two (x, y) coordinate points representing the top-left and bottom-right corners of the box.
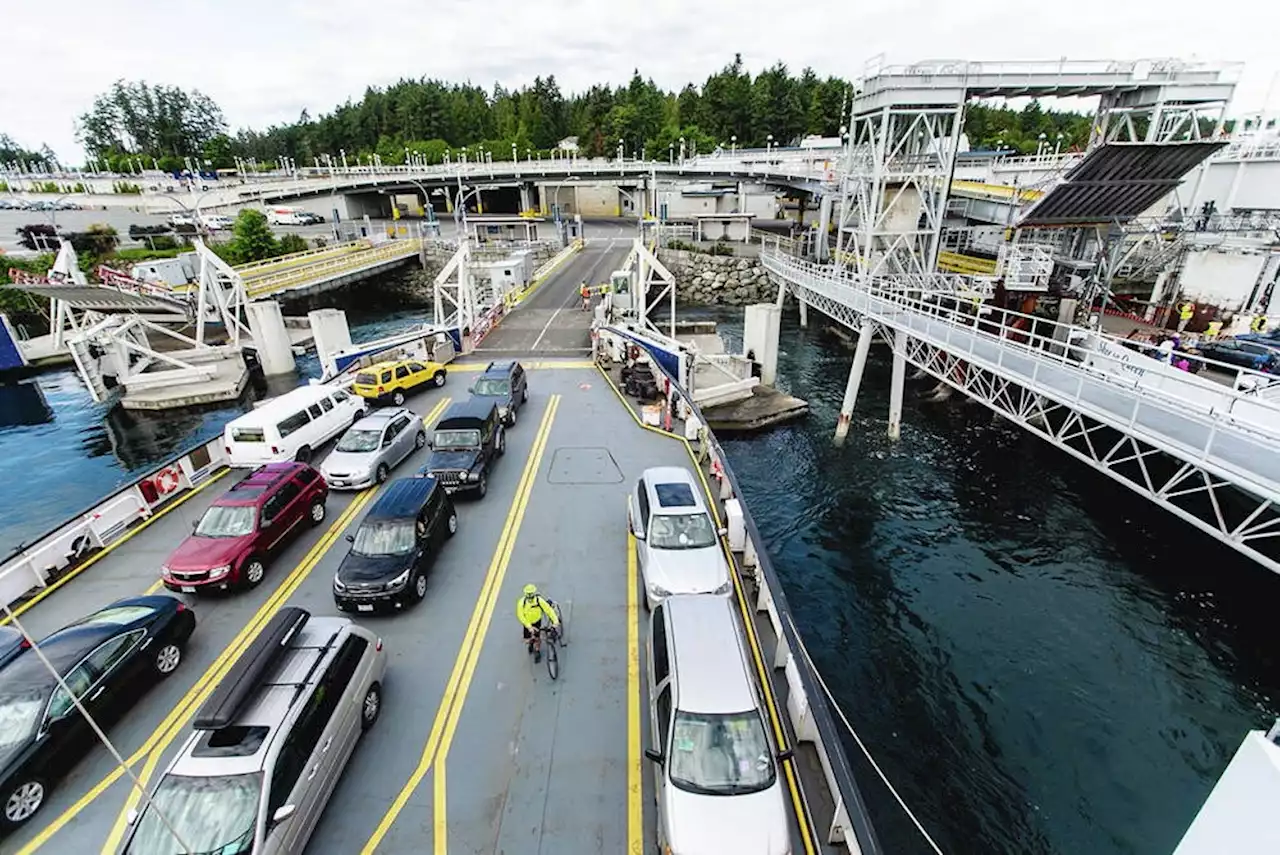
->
(1, 468), (231, 628)
(143, 579), (164, 595)
(596, 364), (820, 855)
(421, 396), (452, 428)
(360, 395), (559, 855)
(22, 492), (373, 855)
(434, 761), (447, 855)
(90, 490), (378, 855)
(627, 531), (643, 854)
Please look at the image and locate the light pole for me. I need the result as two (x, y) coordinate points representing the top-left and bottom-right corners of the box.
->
(1054, 133), (1064, 156)
(766, 134), (773, 155)
(1037, 132), (1047, 158)
(669, 142), (674, 164)
(679, 136), (686, 164)
(511, 142), (517, 163)
(617, 138), (624, 162)
(731, 135), (737, 156)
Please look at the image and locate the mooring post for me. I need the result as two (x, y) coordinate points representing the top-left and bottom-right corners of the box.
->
(888, 327), (906, 440)
(835, 319), (874, 445)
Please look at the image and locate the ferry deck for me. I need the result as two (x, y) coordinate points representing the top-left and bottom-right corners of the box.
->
(0, 239), (848, 855)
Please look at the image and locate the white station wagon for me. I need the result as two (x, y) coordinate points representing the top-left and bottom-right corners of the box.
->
(627, 466), (731, 609)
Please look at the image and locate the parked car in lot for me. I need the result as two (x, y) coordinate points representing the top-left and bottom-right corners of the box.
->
(352, 358), (448, 406)
(121, 607), (384, 855)
(167, 213), (195, 228)
(1196, 339), (1280, 373)
(296, 211), (325, 224)
(0, 595), (196, 830)
(333, 477), (457, 613)
(645, 595), (791, 855)
(161, 462), (328, 593)
(202, 214), (234, 230)
(628, 466), (731, 609)
(418, 399), (505, 498)
(468, 360), (528, 426)
(320, 407), (426, 489)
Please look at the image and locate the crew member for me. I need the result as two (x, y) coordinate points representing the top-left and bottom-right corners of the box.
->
(580, 281), (591, 311)
(1177, 301), (1195, 332)
(1205, 318), (1223, 339)
(1252, 313), (1269, 334)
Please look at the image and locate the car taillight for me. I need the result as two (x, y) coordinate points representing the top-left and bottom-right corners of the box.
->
(271, 446), (279, 454)
(375, 637), (383, 652)
(175, 603), (187, 613)
(376, 386), (384, 394)
(19, 638), (30, 650)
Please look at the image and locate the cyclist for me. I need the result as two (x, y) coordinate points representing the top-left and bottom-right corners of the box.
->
(516, 583), (560, 663)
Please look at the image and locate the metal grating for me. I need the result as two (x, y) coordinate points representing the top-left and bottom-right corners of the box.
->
(1017, 141), (1226, 226)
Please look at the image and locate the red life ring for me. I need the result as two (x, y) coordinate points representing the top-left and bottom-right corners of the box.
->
(153, 467), (182, 496)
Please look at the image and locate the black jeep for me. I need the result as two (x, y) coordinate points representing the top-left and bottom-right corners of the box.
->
(418, 399), (505, 498)
(469, 360), (528, 426)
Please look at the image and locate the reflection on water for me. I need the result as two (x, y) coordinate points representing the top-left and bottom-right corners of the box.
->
(0, 304), (431, 556)
(702, 307), (1280, 855)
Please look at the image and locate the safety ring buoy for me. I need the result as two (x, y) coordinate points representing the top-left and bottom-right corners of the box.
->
(153, 467), (182, 496)
(627, 345), (641, 362)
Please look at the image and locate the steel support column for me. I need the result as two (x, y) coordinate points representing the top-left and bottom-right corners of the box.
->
(835, 319), (874, 445)
(888, 327), (906, 439)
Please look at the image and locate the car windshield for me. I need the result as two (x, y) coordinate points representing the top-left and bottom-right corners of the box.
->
(337, 428), (382, 453)
(434, 428), (480, 449)
(352, 521), (416, 556)
(473, 378), (510, 396)
(668, 710), (776, 796)
(648, 512), (717, 549)
(0, 686), (47, 750)
(124, 772), (261, 855)
(195, 505), (256, 538)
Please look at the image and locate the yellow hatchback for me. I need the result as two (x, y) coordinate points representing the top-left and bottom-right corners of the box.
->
(352, 358), (447, 406)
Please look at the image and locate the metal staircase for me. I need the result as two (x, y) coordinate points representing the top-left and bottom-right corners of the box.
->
(764, 248), (1280, 574)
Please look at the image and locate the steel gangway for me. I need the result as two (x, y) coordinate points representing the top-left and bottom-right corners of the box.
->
(762, 248), (1280, 574)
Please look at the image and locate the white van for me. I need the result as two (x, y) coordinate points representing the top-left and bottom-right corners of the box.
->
(266, 206), (307, 226)
(224, 385), (364, 467)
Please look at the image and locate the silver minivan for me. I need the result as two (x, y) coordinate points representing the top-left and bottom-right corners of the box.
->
(645, 594), (793, 855)
(119, 607), (386, 854)
(628, 466), (731, 610)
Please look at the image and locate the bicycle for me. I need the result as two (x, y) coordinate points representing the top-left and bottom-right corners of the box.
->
(530, 599), (567, 680)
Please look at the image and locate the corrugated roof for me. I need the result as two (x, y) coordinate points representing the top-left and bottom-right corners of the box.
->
(1017, 141), (1227, 227)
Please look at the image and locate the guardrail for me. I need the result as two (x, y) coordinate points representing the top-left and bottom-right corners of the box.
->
(244, 239), (423, 298)
(235, 240), (370, 279)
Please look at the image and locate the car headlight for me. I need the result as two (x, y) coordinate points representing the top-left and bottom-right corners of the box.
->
(333, 576), (347, 593)
(160, 564), (171, 575)
(387, 568), (412, 590)
(466, 471), (480, 482)
(712, 580), (732, 595)
(498, 405), (509, 416)
(208, 565), (232, 579)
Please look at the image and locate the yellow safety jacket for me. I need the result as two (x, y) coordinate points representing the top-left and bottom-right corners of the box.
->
(516, 594), (559, 629)
(1179, 303), (1195, 321)
(1206, 321), (1223, 338)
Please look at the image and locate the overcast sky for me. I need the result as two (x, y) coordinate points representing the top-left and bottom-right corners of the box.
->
(6, 0), (1280, 162)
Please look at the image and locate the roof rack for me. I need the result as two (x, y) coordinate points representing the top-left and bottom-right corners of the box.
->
(194, 607), (310, 731)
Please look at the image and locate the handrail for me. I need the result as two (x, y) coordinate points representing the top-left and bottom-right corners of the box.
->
(234, 240), (370, 278)
(245, 239), (422, 298)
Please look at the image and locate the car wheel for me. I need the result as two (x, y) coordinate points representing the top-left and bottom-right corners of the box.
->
(361, 683), (382, 731)
(1, 778), (45, 828)
(392, 390), (405, 406)
(446, 510), (458, 538)
(413, 572), (428, 602)
(497, 429), (506, 456)
(508, 406), (518, 427)
(353, 409), (365, 424)
(521, 386), (528, 403)
(243, 558), (266, 589)
(309, 500), (326, 526)
(476, 473), (488, 498)
(433, 370), (446, 387)
(375, 464), (389, 484)
(295, 445), (312, 464)
(415, 431), (427, 449)
(153, 642), (183, 676)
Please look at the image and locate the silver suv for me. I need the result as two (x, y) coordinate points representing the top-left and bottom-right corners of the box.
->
(119, 607), (386, 854)
(321, 407), (426, 489)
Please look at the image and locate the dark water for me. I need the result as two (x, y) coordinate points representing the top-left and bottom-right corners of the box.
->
(2, 297), (1276, 855)
(706, 308), (1279, 855)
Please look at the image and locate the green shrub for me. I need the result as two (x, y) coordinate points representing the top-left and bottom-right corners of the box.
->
(708, 242), (734, 257)
(114, 246), (183, 262)
(278, 233), (309, 256)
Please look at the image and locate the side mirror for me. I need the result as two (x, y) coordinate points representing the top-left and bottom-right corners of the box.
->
(718, 526), (728, 538)
(345, 534), (355, 543)
(777, 748), (794, 763)
(644, 747), (664, 765)
(271, 803), (297, 826)
(191, 520), (199, 532)
(126, 808), (139, 826)
(426, 437), (434, 449)
(467, 385), (475, 394)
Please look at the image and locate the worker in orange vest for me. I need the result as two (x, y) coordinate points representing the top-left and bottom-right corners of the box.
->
(580, 281), (591, 311)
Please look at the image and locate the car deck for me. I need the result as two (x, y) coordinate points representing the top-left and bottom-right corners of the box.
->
(2, 244), (829, 855)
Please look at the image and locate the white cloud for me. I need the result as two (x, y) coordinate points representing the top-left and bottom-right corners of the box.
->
(4, 0), (1278, 161)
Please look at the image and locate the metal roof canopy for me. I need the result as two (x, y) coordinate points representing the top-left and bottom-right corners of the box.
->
(1016, 141), (1226, 226)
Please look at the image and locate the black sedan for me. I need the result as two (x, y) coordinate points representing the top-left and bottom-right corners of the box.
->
(0, 595), (196, 830)
(1196, 339), (1280, 373)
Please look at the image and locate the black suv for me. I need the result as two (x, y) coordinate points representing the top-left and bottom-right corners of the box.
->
(418, 399), (505, 497)
(333, 477), (457, 612)
(469, 361), (528, 426)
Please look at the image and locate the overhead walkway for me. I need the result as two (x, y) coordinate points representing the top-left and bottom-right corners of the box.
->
(238, 238), (424, 300)
(764, 249), (1280, 574)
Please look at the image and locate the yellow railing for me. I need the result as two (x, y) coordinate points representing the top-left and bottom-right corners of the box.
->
(245, 239), (422, 298)
(937, 251), (999, 275)
(235, 241), (370, 280)
(950, 180), (1045, 203)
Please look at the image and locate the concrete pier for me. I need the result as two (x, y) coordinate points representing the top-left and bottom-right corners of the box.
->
(245, 300), (296, 376)
(743, 303), (781, 386)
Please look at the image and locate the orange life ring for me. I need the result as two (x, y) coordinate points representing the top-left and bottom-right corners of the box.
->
(153, 467), (182, 496)
(627, 345), (640, 362)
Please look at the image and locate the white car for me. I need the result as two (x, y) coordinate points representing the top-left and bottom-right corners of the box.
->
(627, 466), (732, 609)
(168, 213), (195, 227)
(202, 214), (234, 230)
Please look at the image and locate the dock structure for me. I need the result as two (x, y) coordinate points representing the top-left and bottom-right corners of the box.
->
(0, 240), (876, 855)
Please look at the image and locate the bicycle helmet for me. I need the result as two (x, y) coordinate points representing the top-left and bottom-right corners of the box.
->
(523, 583), (538, 599)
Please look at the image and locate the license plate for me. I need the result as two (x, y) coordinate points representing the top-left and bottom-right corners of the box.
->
(333, 480), (346, 487)
(356, 604), (374, 612)
(181, 586), (196, 593)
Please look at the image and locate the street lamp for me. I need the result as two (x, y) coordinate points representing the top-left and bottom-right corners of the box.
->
(1037, 132), (1047, 157)
(669, 143), (674, 164)
(679, 136), (686, 163)
(731, 135), (737, 156)
(766, 134), (774, 156)
(1054, 132), (1064, 156)
(526, 148), (531, 163)
(511, 142), (517, 163)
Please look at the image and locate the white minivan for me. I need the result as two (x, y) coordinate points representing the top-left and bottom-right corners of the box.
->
(224, 385), (364, 467)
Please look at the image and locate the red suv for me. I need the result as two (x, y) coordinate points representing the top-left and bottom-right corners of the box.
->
(162, 462), (329, 593)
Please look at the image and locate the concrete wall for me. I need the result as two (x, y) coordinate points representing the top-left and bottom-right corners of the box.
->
(1177, 249), (1270, 313)
(575, 184), (620, 216)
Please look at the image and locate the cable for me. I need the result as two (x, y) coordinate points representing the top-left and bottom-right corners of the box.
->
(785, 613), (947, 855)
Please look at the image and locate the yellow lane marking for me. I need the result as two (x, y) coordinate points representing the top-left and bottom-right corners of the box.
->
(1, 468), (231, 627)
(596, 364), (820, 855)
(432, 394), (559, 855)
(434, 761), (447, 855)
(143, 580), (164, 595)
(90, 490), (378, 855)
(20, 490), (372, 855)
(359, 394), (559, 855)
(627, 531), (643, 854)
(84, 397), (458, 853)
